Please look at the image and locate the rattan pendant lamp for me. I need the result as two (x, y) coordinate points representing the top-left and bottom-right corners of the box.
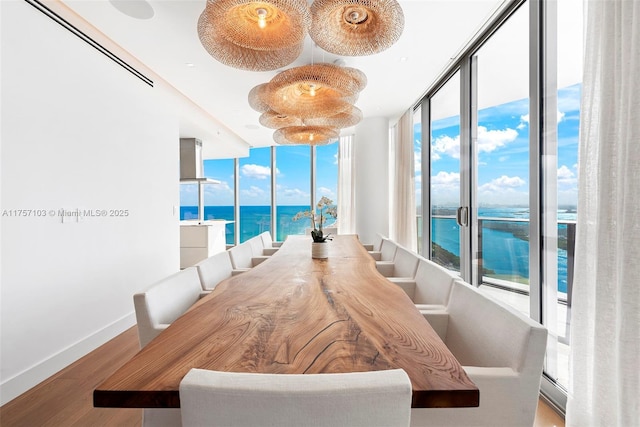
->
(273, 126), (339, 145)
(266, 63), (365, 118)
(197, 0), (311, 71)
(309, 0), (404, 56)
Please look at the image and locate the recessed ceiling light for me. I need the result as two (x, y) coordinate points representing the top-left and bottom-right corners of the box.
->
(185, 63), (196, 68)
(245, 124), (260, 130)
(399, 56), (408, 63)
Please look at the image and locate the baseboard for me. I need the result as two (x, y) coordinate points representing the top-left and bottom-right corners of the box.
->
(0, 312), (136, 406)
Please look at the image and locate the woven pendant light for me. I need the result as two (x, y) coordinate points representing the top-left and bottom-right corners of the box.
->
(248, 84), (271, 112)
(274, 126), (339, 145)
(259, 110), (304, 129)
(265, 63), (362, 118)
(305, 105), (362, 128)
(197, 0), (310, 71)
(309, 0), (404, 56)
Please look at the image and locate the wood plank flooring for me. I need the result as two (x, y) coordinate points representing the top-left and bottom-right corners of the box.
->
(0, 325), (565, 426)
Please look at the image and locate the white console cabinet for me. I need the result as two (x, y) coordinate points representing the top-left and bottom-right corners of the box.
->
(180, 221), (231, 269)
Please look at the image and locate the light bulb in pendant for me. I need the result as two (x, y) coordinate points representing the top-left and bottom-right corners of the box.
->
(309, 84), (316, 97)
(309, 133), (315, 141)
(256, 8), (267, 29)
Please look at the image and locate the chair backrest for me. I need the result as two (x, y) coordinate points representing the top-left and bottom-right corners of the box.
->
(444, 280), (547, 374)
(370, 233), (385, 251)
(228, 241), (254, 269)
(259, 231), (274, 248)
(180, 368), (412, 427)
(247, 235), (265, 257)
(392, 246), (420, 278)
(195, 251), (233, 291)
(379, 238), (398, 262)
(133, 267), (202, 348)
(412, 258), (458, 305)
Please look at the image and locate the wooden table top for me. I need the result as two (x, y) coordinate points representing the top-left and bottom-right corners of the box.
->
(94, 235), (478, 409)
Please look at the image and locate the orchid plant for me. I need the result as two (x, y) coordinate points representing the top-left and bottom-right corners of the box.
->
(292, 196), (337, 243)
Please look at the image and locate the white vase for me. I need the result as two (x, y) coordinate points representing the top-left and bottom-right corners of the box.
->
(311, 242), (329, 259)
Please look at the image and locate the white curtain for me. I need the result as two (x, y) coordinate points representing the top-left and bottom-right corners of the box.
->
(390, 110), (417, 250)
(566, 1), (640, 426)
(337, 135), (356, 234)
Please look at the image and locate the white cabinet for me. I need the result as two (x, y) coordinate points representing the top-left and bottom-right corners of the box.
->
(180, 221), (230, 269)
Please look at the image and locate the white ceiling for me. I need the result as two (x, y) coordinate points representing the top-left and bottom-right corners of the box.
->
(62, 0), (505, 156)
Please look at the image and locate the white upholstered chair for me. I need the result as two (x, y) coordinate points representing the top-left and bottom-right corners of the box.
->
(259, 231), (281, 255)
(180, 368), (413, 427)
(247, 235), (272, 263)
(411, 280), (548, 427)
(228, 240), (266, 273)
(371, 238), (398, 262)
(194, 250), (235, 291)
(376, 246), (420, 281)
(133, 267), (204, 348)
(363, 232), (385, 252)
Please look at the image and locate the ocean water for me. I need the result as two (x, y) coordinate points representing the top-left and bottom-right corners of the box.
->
(181, 205), (326, 244)
(182, 205), (574, 293)
(433, 207), (575, 293)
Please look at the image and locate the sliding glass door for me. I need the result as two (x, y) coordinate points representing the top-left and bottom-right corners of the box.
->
(429, 72), (462, 273)
(421, 0), (576, 410)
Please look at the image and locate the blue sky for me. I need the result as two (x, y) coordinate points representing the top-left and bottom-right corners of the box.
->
(418, 83), (581, 208)
(182, 83), (580, 209)
(181, 144), (338, 207)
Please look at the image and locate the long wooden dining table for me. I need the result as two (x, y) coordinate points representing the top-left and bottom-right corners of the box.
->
(94, 235), (479, 409)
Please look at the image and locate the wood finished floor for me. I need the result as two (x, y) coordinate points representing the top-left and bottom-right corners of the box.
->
(0, 326), (566, 427)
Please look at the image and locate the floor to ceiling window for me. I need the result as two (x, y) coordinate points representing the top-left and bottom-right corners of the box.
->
(419, 0), (575, 411)
(239, 147), (271, 243)
(315, 144), (338, 231)
(413, 106), (423, 254)
(275, 145), (312, 241)
(547, 0), (582, 393)
(429, 72), (461, 272)
(179, 160), (236, 245)
(473, 2), (531, 308)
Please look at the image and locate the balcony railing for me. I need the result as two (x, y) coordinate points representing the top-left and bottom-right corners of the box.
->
(419, 214), (576, 305)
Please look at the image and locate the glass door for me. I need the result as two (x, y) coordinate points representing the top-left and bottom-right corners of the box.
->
(429, 71), (462, 273)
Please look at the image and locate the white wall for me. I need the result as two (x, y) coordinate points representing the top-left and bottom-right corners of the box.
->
(0, 0), (180, 404)
(354, 117), (390, 244)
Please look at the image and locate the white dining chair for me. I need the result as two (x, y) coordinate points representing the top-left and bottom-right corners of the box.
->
(194, 250), (234, 291)
(133, 267), (204, 348)
(376, 245), (420, 281)
(371, 238), (398, 262)
(228, 240), (266, 273)
(180, 368), (413, 427)
(410, 280), (547, 427)
(259, 231), (281, 255)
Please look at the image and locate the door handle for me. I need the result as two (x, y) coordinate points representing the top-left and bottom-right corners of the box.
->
(456, 206), (468, 227)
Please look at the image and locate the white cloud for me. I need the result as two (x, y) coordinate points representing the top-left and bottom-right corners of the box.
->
(241, 185), (265, 198)
(432, 171), (460, 186)
(279, 187), (309, 201)
(317, 187), (335, 198)
(479, 175), (526, 193)
(432, 126), (518, 160)
(432, 134), (460, 159)
(518, 110), (565, 128)
(241, 164), (271, 180)
(477, 126), (518, 154)
(558, 164), (578, 188)
(558, 110), (566, 123)
(431, 171), (460, 205)
(478, 175), (527, 205)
